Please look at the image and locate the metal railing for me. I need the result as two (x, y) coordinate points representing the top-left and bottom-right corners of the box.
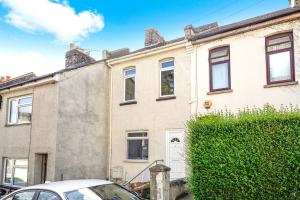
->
(123, 159), (163, 186)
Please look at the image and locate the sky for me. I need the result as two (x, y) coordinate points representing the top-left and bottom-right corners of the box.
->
(0, 0), (289, 77)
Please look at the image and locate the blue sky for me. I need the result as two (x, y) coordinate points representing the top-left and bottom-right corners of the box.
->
(0, 0), (289, 77)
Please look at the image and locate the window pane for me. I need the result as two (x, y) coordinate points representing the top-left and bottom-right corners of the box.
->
(66, 184), (139, 200)
(125, 69), (136, 76)
(128, 132), (147, 137)
(161, 69), (174, 96)
(269, 51), (291, 82)
(161, 61), (174, 68)
(66, 188), (102, 200)
(9, 100), (18, 124)
(18, 106), (32, 123)
(128, 140), (143, 159)
(13, 168), (28, 187)
(267, 42), (291, 52)
(91, 184), (139, 200)
(18, 97), (32, 105)
(4, 159), (13, 184)
(15, 160), (28, 166)
(211, 55), (230, 63)
(212, 63), (229, 90)
(13, 191), (35, 200)
(211, 49), (228, 58)
(142, 139), (149, 160)
(268, 36), (290, 45)
(38, 192), (60, 200)
(125, 77), (135, 101)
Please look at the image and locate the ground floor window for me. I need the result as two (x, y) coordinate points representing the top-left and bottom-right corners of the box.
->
(127, 132), (148, 160)
(3, 158), (28, 187)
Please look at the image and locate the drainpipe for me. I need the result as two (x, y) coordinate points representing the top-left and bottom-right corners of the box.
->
(106, 61), (113, 180)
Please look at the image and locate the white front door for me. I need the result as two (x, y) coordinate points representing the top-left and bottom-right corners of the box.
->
(166, 129), (186, 180)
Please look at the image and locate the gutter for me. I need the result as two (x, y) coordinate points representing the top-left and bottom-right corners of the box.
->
(0, 76), (59, 94)
(191, 8), (300, 44)
(108, 40), (186, 65)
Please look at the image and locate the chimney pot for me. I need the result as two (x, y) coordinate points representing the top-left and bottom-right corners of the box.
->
(6, 76), (11, 81)
(69, 43), (77, 50)
(102, 50), (111, 59)
(0, 76), (5, 83)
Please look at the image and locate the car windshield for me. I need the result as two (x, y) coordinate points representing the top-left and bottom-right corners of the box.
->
(65, 184), (140, 200)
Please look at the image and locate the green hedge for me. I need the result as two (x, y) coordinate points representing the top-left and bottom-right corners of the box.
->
(187, 105), (300, 199)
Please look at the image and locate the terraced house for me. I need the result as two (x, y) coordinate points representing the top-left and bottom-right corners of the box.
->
(0, 47), (110, 191)
(187, 1), (300, 114)
(0, 0), (300, 192)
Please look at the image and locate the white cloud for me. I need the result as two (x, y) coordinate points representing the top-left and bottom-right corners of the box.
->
(0, 51), (64, 77)
(2, 0), (104, 42)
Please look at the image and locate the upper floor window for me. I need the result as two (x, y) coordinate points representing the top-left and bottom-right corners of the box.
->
(8, 95), (32, 125)
(124, 68), (136, 101)
(3, 158), (28, 187)
(266, 32), (295, 84)
(209, 46), (231, 92)
(127, 132), (148, 160)
(160, 60), (175, 97)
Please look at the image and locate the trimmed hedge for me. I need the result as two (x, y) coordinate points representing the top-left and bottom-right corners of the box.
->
(187, 105), (300, 199)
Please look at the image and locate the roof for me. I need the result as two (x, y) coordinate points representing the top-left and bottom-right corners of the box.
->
(0, 73), (36, 90)
(0, 59), (105, 92)
(21, 179), (112, 193)
(190, 6), (300, 41)
(129, 37), (185, 55)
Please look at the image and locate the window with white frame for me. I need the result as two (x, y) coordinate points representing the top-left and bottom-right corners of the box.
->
(127, 132), (148, 160)
(160, 60), (175, 96)
(3, 158), (28, 187)
(124, 68), (136, 101)
(8, 95), (32, 124)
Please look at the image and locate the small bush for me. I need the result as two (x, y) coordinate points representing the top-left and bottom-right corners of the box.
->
(187, 105), (300, 199)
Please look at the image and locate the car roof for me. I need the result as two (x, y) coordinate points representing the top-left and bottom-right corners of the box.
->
(21, 179), (113, 193)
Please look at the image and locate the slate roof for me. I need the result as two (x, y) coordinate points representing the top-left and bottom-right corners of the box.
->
(0, 73), (37, 90)
(0, 60), (103, 91)
(190, 6), (300, 41)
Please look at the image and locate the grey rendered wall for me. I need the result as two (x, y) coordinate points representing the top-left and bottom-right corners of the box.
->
(55, 62), (110, 180)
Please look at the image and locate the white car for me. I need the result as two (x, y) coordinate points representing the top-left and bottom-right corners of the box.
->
(0, 180), (143, 200)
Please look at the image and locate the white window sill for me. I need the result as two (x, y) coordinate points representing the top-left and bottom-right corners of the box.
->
(156, 95), (176, 101)
(119, 100), (137, 106)
(264, 81), (298, 88)
(5, 122), (31, 127)
(124, 159), (149, 163)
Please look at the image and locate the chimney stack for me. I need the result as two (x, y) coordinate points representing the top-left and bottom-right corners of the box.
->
(184, 25), (196, 40)
(0, 77), (5, 83)
(289, 0), (300, 7)
(102, 48), (130, 59)
(145, 28), (165, 47)
(65, 43), (96, 68)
